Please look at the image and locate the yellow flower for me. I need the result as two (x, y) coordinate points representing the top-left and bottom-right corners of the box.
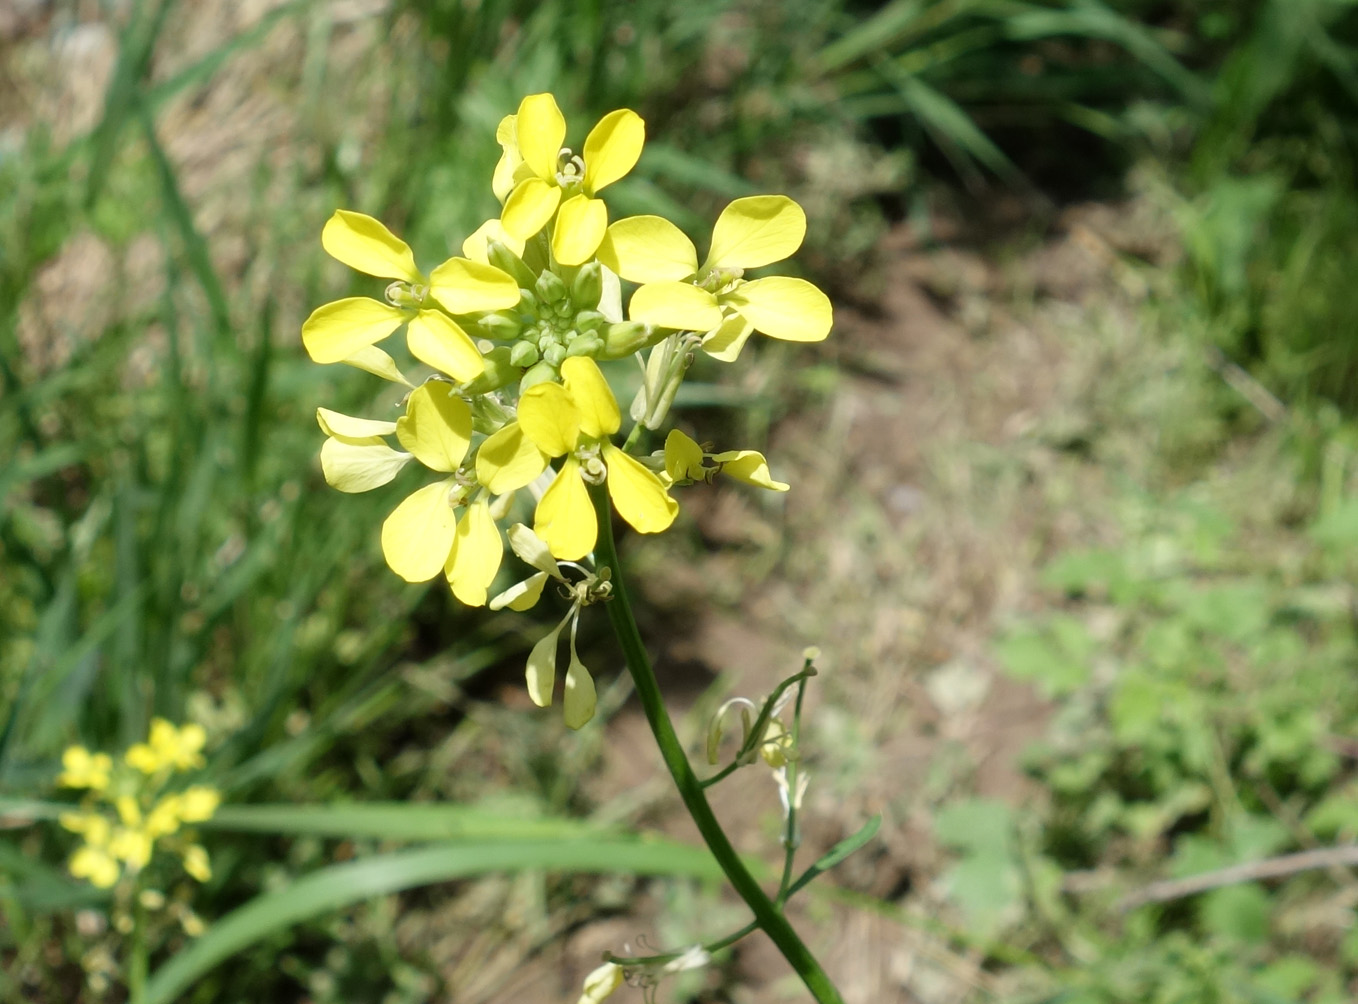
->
(181, 844), (212, 883)
(514, 357), (677, 560)
(598, 195), (833, 360)
(301, 210), (521, 382)
(662, 429), (790, 492)
(126, 718), (207, 774)
(57, 746), (113, 791)
(497, 93), (646, 266)
(577, 962), (624, 1004)
(70, 844), (120, 889)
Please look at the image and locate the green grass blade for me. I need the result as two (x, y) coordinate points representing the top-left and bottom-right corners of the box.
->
(203, 802), (616, 842)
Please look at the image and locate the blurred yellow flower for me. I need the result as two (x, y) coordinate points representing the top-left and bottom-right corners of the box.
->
(57, 746), (113, 791)
(662, 429), (790, 492)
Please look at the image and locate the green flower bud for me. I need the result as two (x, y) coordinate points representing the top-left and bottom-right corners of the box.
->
(516, 290), (539, 321)
(509, 340), (541, 368)
(476, 310), (523, 340)
(488, 240), (537, 290)
(461, 347), (517, 398)
(574, 310), (606, 332)
(599, 321), (651, 360)
(570, 262), (603, 311)
(553, 299), (573, 319)
(542, 342), (567, 367)
(534, 269), (568, 305)
(565, 334), (603, 358)
(520, 360), (558, 391)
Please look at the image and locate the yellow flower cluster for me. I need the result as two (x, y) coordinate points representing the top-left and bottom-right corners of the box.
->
(303, 93), (832, 728)
(58, 720), (220, 890)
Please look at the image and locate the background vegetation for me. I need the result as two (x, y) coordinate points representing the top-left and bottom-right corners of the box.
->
(3, 0), (1358, 1000)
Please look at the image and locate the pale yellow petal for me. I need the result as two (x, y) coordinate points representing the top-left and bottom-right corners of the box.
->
(406, 310), (485, 383)
(302, 298), (408, 364)
(534, 459), (596, 560)
(525, 618), (566, 708)
(664, 429), (706, 482)
(561, 356), (621, 438)
(445, 500), (502, 607)
(597, 216), (699, 283)
(316, 407), (397, 439)
(727, 276), (832, 342)
(583, 108), (644, 194)
(321, 210), (422, 282)
(628, 282), (722, 332)
(493, 114), (522, 203)
(516, 93), (567, 181)
(704, 195), (806, 270)
(426, 258), (522, 315)
(320, 437), (412, 493)
(552, 194), (609, 267)
(340, 344), (414, 386)
(489, 571), (550, 612)
(395, 383), (472, 472)
(603, 444), (678, 534)
(475, 422), (549, 494)
(461, 219), (526, 264)
(506, 523), (562, 577)
(518, 381), (581, 458)
(712, 450), (789, 491)
(381, 480), (458, 582)
(563, 635), (597, 729)
(700, 313), (755, 362)
(182, 845), (212, 882)
(502, 178), (562, 241)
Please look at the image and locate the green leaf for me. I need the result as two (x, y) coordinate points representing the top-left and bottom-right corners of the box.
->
(1199, 883), (1271, 944)
(787, 815), (881, 897)
(994, 615), (1093, 698)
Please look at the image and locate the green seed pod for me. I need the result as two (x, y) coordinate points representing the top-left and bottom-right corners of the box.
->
(488, 240), (537, 290)
(565, 334), (604, 358)
(509, 340), (541, 368)
(542, 342), (567, 367)
(599, 321), (651, 360)
(534, 269), (568, 305)
(461, 347), (517, 397)
(476, 310), (523, 340)
(574, 310), (606, 332)
(570, 261), (603, 311)
(519, 360), (558, 391)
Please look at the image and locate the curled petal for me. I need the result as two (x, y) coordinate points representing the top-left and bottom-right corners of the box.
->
(561, 356), (621, 439)
(534, 459), (596, 560)
(490, 570), (550, 612)
(726, 276), (832, 343)
(603, 444), (678, 534)
(381, 480), (458, 582)
(302, 298), (408, 364)
(446, 500), (503, 607)
(316, 407), (397, 440)
(426, 258), (522, 315)
(516, 93), (567, 181)
(700, 313), (755, 363)
(552, 194), (609, 267)
(518, 381), (582, 458)
(664, 429), (706, 482)
(461, 219), (525, 264)
(502, 178), (562, 240)
(704, 195), (806, 271)
(506, 523), (562, 577)
(476, 422), (549, 494)
(493, 114), (522, 203)
(598, 216), (699, 283)
(321, 438), (412, 493)
(395, 383), (472, 473)
(583, 108), (644, 194)
(340, 344), (413, 386)
(407, 310), (485, 383)
(712, 450), (789, 491)
(628, 282), (722, 332)
(321, 210), (423, 282)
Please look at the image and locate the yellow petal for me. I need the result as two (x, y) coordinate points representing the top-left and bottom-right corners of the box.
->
(182, 844), (211, 883)
(516, 93), (567, 181)
(700, 313), (755, 362)
(597, 216), (699, 283)
(563, 635), (597, 729)
(395, 383), (472, 472)
(446, 500), (502, 607)
(561, 356), (621, 438)
(603, 444), (678, 534)
(493, 114), (522, 203)
(321, 437), (412, 493)
(316, 407), (397, 440)
(712, 450), (789, 491)
(461, 219), (526, 264)
(534, 459), (596, 560)
(628, 282), (722, 332)
(489, 570), (550, 612)
(579, 962), (625, 1004)
(178, 786), (221, 822)
(502, 178), (562, 241)
(704, 195), (807, 270)
(321, 210), (422, 282)
(426, 258), (522, 315)
(340, 344), (414, 386)
(302, 298), (408, 364)
(518, 381), (581, 458)
(552, 194), (609, 267)
(406, 310), (485, 383)
(381, 480), (458, 582)
(507, 523), (562, 577)
(476, 422), (549, 494)
(726, 276), (832, 342)
(664, 429), (706, 482)
(525, 618), (566, 708)
(583, 108), (644, 194)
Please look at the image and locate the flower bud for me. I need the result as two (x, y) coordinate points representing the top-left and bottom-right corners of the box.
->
(476, 310), (523, 340)
(574, 310), (606, 332)
(570, 261), (603, 311)
(509, 341), (541, 368)
(461, 347), (517, 396)
(488, 240), (537, 290)
(534, 269), (568, 305)
(565, 334), (603, 358)
(543, 342), (567, 367)
(598, 321), (651, 360)
(520, 361), (558, 391)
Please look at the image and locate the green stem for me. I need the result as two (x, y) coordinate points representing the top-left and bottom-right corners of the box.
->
(128, 889), (148, 1004)
(588, 484), (844, 1004)
(776, 673), (810, 905)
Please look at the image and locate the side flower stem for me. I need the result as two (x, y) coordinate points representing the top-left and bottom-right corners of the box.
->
(588, 484), (845, 1004)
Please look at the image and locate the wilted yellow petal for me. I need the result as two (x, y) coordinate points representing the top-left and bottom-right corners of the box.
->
(506, 523), (562, 577)
(476, 422), (549, 494)
(664, 429), (706, 482)
(461, 219), (526, 264)
(552, 194), (609, 266)
(583, 108), (644, 194)
(628, 282), (723, 332)
(493, 114), (522, 203)
(561, 356), (621, 439)
(525, 618), (566, 708)
(502, 178), (562, 240)
(302, 298), (408, 364)
(321, 437), (412, 493)
(407, 310), (485, 383)
(712, 450), (789, 491)
(704, 195), (806, 270)
(518, 381), (582, 458)
(534, 459), (596, 560)
(563, 637), (597, 729)
(516, 93), (567, 181)
(316, 407), (397, 440)
(446, 500), (502, 607)
(489, 570), (550, 612)
(597, 216), (699, 283)
(726, 276), (832, 342)
(321, 210), (423, 282)
(395, 383), (472, 472)
(381, 480), (458, 582)
(578, 962), (624, 1004)
(700, 313), (755, 362)
(340, 344), (414, 386)
(426, 258), (522, 315)
(603, 444), (678, 534)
